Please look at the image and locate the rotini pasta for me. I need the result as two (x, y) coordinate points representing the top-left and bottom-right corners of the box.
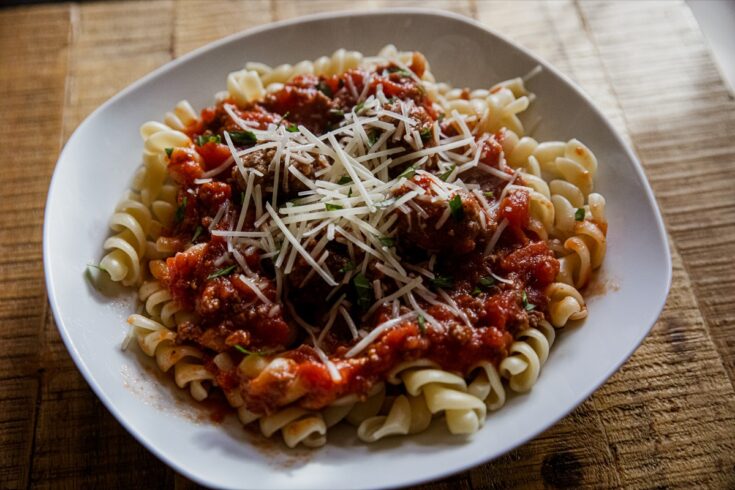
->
(102, 45), (607, 448)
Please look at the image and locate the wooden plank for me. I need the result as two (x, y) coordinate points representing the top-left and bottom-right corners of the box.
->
(0, 5), (71, 489)
(173, 0), (273, 56)
(577, 0), (735, 386)
(29, 2), (178, 488)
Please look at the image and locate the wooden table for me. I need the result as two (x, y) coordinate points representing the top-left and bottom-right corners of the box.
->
(2, 0), (734, 488)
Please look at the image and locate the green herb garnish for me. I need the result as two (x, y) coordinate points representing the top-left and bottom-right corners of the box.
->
(165, 147), (173, 158)
(275, 111), (291, 130)
(420, 127), (433, 142)
(196, 134), (221, 146)
(329, 108), (345, 118)
(368, 130), (378, 147)
(207, 264), (236, 280)
(484, 191), (495, 199)
(471, 287), (483, 296)
(286, 124), (299, 133)
(228, 130), (257, 145)
(354, 102), (365, 113)
(437, 113), (445, 122)
(439, 165), (456, 182)
(575, 208), (585, 221)
(353, 272), (373, 311)
(325, 203), (343, 211)
(418, 314), (426, 334)
(234, 345), (271, 356)
(191, 225), (203, 243)
(448, 194), (464, 221)
(478, 276), (495, 288)
(379, 236), (395, 247)
(339, 260), (356, 274)
(317, 81), (333, 97)
(175, 196), (187, 223)
(397, 164), (418, 180)
(522, 290), (536, 311)
(338, 175), (352, 185)
(431, 274), (454, 289)
(348, 187), (353, 198)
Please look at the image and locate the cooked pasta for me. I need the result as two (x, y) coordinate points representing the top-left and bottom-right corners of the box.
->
(100, 45), (608, 447)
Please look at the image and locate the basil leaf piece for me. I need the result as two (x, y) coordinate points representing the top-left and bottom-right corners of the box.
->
(379, 236), (395, 247)
(191, 225), (203, 243)
(439, 165), (456, 182)
(229, 130), (257, 145)
(431, 274), (454, 289)
(448, 194), (464, 221)
(522, 290), (536, 311)
(207, 264), (236, 280)
(353, 272), (373, 311)
(418, 315), (426, 334)
(175, 196), (187, 224)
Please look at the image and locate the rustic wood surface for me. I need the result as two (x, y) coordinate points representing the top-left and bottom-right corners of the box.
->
(1, 0), (734, 488)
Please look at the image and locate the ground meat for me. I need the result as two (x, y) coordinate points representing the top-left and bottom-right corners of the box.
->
(395, 188), (493, 255)
(231, 148), (325, 197)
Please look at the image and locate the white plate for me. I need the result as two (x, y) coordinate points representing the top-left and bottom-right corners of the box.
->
(44, 9), (671, 490)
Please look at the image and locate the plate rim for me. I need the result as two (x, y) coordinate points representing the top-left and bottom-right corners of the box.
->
(43, 7), (673, 489)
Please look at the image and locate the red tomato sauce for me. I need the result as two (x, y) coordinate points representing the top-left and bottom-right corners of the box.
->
(155, 64), (560, 415)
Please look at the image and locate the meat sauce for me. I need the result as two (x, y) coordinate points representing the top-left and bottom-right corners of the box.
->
(156, 63), (559, 414)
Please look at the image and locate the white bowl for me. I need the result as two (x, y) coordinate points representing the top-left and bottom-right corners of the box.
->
(44, 9), (671, 490)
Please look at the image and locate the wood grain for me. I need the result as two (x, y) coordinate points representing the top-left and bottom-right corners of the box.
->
(0, 0), (733, 488)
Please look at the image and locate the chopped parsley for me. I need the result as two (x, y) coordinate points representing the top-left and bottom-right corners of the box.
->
(329, 108), (345, 118)
(286, 124), (299, 133)
(418, 314), (426, 334)
(575, 208), (586, 221)
(522, 290), (536, 311)
(339, 260), (356, 274)
(471, 287), (483, 296)
(165, 147), (173, 158)
(196, 134), (221, 146)
(478, 276), (495, 288)
(448, 194), (464, 221)
(353, 272), (373, 311)
(207, 264), (236, 280)
(275, 111), (290, 129)
(437, 112), (445, 122)
(348, 187), (353, 198)
(354, 101), (365, 113)
(397, 164), (418, 180)
(379, 236), (395, 247)
(325, 203), (343, 211)
(420, 127), (433, 142)
(317, 81), (333, 97)
(174, 196), (187, 223)
(191, 225), (203, 243)
(368, 130), (378, 147)
(439, 165), (456, 182)
(234, 345), (274, 356)
(431, 274), (454, 289)
(228, 130), (257, 145)
(338, 175), (352, 185)
(484, 191), (495, 199)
